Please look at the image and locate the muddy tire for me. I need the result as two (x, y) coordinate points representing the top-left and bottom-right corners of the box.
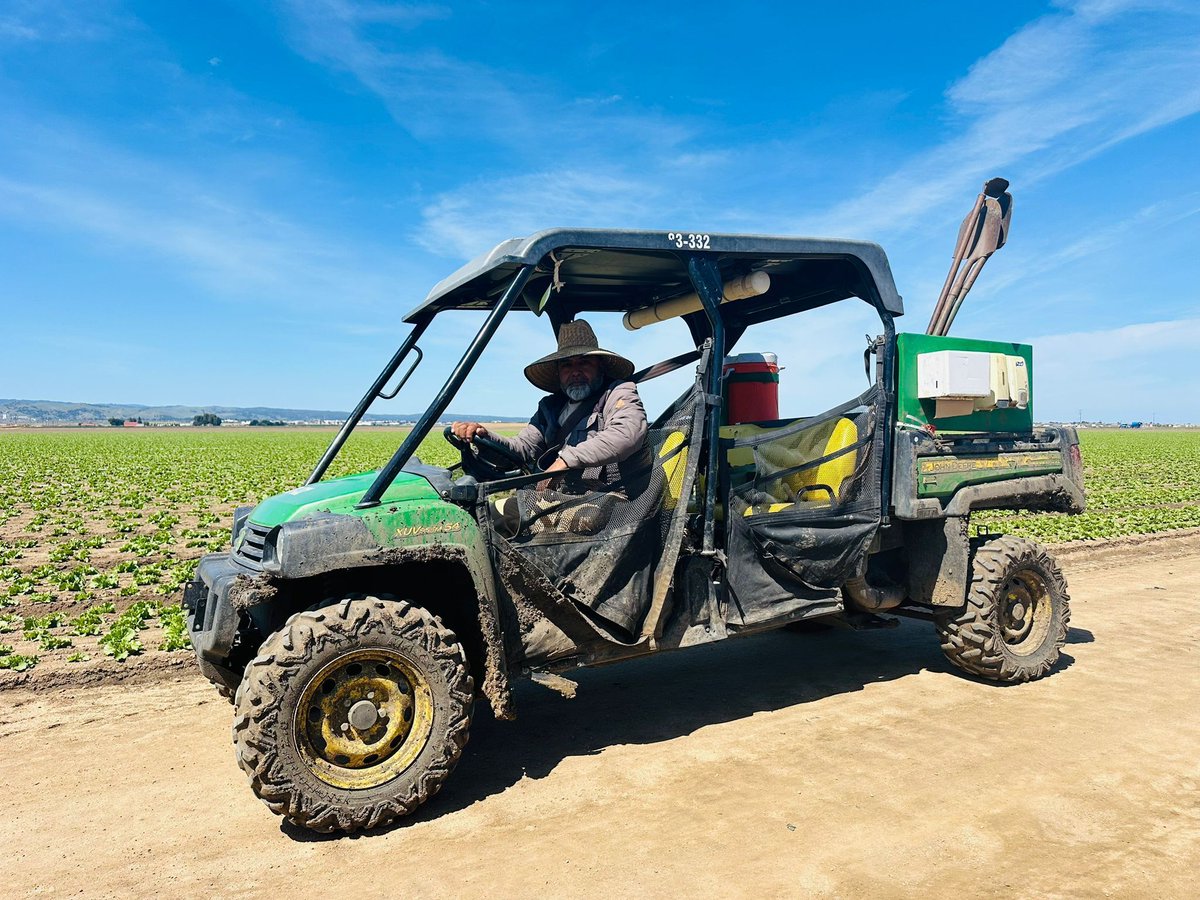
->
(935, 536), (1070, 683)
(232, 596), (474, 833)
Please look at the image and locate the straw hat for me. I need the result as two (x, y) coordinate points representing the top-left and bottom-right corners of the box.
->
(524, 319), (634, 393)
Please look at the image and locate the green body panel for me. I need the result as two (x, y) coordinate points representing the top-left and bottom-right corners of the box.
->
(244, 470), (489, 565)
(249, 470), (440, 525)
(359, 498), (481, 551)
(916, 450), (1063, 499)
(896, 332), (1034, 434)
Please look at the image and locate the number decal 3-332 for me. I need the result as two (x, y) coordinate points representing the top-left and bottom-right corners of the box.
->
(667, 232), (711, 250)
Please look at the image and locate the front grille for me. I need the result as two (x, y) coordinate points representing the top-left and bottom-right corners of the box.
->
(236, 522), (272, 567)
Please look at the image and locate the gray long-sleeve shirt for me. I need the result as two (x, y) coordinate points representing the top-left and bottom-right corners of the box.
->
(495, 380), (651, 487)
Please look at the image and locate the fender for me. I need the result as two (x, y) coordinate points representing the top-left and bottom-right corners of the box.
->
(903, 471), (1086, 609)
(259, 513), (515, 719)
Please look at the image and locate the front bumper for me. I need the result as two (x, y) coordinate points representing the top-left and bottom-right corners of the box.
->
(182, 553), (249, 665)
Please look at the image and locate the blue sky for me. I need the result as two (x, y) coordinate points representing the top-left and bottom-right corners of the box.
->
(1, 0), (1198, 423)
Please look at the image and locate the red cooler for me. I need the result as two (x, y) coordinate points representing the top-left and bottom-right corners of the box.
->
(722, 352), (780, 424)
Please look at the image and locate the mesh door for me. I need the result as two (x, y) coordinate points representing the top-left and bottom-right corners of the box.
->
(723, 386), (884, 625)
(486, 386), (702, 637)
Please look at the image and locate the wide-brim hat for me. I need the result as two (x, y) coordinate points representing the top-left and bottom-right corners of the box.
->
(524, 319), (634, 393)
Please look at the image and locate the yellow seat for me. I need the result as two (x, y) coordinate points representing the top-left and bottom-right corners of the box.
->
(659, 431), (688, 510)
(719, 422), (776, 468)
(743, 417), (859, 515)
(783, 416), (858, 500)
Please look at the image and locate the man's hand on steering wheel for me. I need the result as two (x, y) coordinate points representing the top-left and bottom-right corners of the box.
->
(450, 421), (489, 443)
(444, 422), (533, 480)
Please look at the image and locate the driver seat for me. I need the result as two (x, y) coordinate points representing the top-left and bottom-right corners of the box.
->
(659, 431), (689, 510)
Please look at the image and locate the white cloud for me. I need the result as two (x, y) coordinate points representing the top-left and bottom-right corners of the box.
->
(0, 0), (124, 44)
(1035, 317), (1200, 363)
(0, 118), (416, 310)
(0, 19), (37, 40)
(277, 0), (697, 155)
(387, 0), (1200, 285)
(278, 0), (539, 141)
(971, 194), (1200, 300)
(797, 2), (1200, 239)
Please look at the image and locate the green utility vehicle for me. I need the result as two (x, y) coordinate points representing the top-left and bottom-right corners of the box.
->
(184, 219), (1085, 834)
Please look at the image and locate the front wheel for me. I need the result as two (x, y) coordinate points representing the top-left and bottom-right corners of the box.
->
(232, 596), (474, 833)
(936, 536), (1071, 683)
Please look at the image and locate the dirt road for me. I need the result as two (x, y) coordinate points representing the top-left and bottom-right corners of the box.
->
(3, 535), (1198, 898)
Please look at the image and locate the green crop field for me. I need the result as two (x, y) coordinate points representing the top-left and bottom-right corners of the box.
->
(974, 430), (1200, 541)
(0, 426), (1197, 674)
(0, 427), (462, 674)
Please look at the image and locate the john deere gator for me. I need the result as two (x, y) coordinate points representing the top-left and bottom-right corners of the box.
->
(184, 188), (1085, 833)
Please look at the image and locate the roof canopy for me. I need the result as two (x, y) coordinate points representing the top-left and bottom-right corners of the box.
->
(404, 229), (904, 328)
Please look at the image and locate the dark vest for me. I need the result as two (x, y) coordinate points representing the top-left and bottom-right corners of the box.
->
(533, 380), (653, 496)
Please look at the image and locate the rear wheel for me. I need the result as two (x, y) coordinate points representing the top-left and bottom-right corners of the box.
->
(936, 536), (1070, 683)
(232, 596), (473, 833)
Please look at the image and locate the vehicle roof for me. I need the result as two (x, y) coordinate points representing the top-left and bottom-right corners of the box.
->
(405, 229), (904, 326)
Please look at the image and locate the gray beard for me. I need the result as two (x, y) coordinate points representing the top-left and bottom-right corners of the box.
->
(562, 382), (594, 402)
(562, 374), (602, 402)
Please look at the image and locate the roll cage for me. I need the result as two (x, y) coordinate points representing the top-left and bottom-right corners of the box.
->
(307, 229), (904, 539)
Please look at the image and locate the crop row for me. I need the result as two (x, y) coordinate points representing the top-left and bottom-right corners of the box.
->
(974, 430), (1200, 541)
(0, 427), (1196, 673)
(0, 427), (457, 672)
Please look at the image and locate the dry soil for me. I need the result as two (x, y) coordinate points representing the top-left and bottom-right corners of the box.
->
(2, 534), (1198, 898)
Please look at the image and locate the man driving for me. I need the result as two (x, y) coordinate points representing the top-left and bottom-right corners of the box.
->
(450, 319), (652, 533)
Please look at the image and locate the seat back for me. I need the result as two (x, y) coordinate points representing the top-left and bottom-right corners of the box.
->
(741, 416), (859, 516)
(658, 431), (688, 510)
(720, 422), (782, 468)
(783, 416), (859, 502)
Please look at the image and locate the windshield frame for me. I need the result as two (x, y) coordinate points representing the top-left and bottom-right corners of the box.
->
(354, 264), (535, 508)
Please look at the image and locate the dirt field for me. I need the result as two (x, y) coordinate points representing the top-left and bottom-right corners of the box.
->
(3, 534), (1197, 898)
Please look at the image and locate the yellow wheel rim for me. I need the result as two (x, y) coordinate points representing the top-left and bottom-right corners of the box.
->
(1000, 569), (1052, 655)
(294, 648), (435, 790)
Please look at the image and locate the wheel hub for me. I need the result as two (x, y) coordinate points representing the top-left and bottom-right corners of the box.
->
(295, 648), (434, 790)
(348, 699), (380, 730)
(999, 569), (1051, 654)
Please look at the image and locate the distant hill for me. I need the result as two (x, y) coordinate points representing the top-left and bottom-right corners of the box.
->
(0, 398), (525, 426)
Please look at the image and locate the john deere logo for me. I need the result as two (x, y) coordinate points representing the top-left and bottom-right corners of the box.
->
(919, 451), (1059, 475)
(396, 522), (463, 538)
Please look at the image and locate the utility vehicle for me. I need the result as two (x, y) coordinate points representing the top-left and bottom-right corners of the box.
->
(184, 205), (1085, 834)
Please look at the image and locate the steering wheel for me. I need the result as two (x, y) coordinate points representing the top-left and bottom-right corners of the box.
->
(443, 426), (534, 481)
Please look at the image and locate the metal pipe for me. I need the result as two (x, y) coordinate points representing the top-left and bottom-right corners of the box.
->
(937, 256), (986, 335)
(877, 310), (897, 523)
(307, 316), (431, 485)
(928, 179), (1013, 336)
(843, 574), (904, 612)
(686, 255), (726, 554)
(357, 265), (535, 508)
(623, 271), (769, 331)
(378, 345), (424, 400)
(927, 193), (985, 334)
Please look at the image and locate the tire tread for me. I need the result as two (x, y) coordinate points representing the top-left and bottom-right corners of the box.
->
(231, 594), (473, 833)
(935, 536), (1071, 683)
